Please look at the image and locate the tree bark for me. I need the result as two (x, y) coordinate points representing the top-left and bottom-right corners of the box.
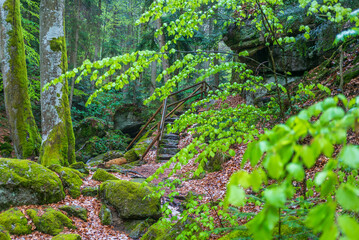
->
(69, 0), (80, 109)
(214, 44), (220, 87)
(0, 0), (41, 158)
(157, 17), (169, 83)
(40, 0), (76, 166)
(150, 60), (157, 95)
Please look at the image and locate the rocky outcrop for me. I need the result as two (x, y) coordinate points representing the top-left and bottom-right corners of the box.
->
(113, 104), (145, 137)
(223, 0), (359, 88)
(0, 159), (65, 210)
(99, 180), (161, 220)
(74, 117), (107, 148)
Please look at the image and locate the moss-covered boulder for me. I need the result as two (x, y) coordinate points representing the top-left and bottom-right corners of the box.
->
(92, 169), (119, 182)
(123, 149), (139, 163)
(81, 186), (98, 197)
(141, 220), (172, 240)
(74, 117), (107, 148)
(59, 205), (88, 222)
(99, 204), (112, 225)
(51, 234), (82, 240)
(0, 225), (11, 240)
(132, 130), (154, 158)
(99, 180), (161, 220)
(204, 151), (231, 172)
(0, 159), (65, 210)
(69, 162), (89, 175)
(103, 150), (124, 162)
(0, 208), (32, 235)
(86, 153), (105, 166)
(76, 137), (107, 163)
(128, 219), (156, 239)
(26, 208), (76, 236)
(48, 164), (83, 198)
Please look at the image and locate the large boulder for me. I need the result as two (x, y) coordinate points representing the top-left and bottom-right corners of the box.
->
(0, 159), (65, 210)
(73, 117), (107, 148)
(113, 104), (145, 137)
(0, 208), (32, 235)
(99, 180), (161, 220)
(48, 164), (83, 199)
(92, 169), (119, 182)
(59, 205), (88, 222)
(26, 207), (76, 236)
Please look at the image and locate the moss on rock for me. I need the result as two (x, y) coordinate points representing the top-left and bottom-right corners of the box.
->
(123, 149), (139, 163)
(0, 225), (11, 240)
(81, 186), (98, 197)
(99, 204), (112, 225)
(128, 219), (156, 239)
(92, 169), (118, 182)
(59, 205), (87, 222)
(0, 159), (65, 210)
(103, 150), (124, 162)
(0, 208), (31, 235)
(51, 234), (82, 240)
(99, 180), (161, 219)
(141, 220), (172, 240)
(69, 162), (89, 175)
(26, 208), (76, 236)
(48, 164), (83, 198)
(73, 117), (107, 148)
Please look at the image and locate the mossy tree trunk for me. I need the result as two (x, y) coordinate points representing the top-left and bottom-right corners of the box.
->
(0, 0), (41, 158)
(39, 0), (75, 166)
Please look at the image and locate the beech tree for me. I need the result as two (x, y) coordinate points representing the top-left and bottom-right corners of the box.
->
(0, 0), (41, 159)
(39, 0), (75, 166)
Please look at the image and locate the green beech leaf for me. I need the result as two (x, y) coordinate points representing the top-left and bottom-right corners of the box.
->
(338, 215), (359, 240)
(339, 145), (359, 169)
(336, 184), (359, 212)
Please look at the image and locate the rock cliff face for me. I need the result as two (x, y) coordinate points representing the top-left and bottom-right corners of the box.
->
(223, 1), (359, 83)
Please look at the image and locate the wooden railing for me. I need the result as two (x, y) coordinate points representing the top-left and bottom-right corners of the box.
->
(126, 81), (213, 160)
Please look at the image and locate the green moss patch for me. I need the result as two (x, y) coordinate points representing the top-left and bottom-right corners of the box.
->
(59, 205), (87, 222)
(123, 149), (139, 163)
(99, 204), (112, 225)
(81, 186), (98, 197)
(92, 169), (118, 182)
(141, 220), (172, 240)
(48, 164), (83, 198)
(0, 159), (65, 210)
(69, 162), (89, 175)
(0, 225), (11, 240)
(26, 208), (76, 236)
(51, 234), (82, 240)
(0, 208), (31, 235)
(103, 150), (124, 162)
(99, 180), (161, 219)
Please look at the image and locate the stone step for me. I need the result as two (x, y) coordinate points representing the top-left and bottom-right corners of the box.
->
(159, 148), (180, 155)
(160, 144), (178, 149)
(163, 134), (180, 140)
(165, 117), (179, 123)
(160, 139), (179, 147)
(158, 154), (174, 161)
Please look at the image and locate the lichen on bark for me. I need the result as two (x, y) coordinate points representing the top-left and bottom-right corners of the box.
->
(39, 0), (75, 167)
(0, 0), (41, 159)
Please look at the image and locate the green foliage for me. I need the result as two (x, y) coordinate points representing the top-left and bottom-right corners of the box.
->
(225, 95), (359, 239)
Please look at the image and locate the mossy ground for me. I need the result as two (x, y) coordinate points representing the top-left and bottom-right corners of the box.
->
(0, 208), (31, 235)
(48, 164), (83, 198)
(92, 168), (118, 182)
(26, 207), (76, 236)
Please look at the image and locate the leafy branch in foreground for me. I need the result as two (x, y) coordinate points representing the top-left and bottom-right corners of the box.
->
(225, 95), (359, 240)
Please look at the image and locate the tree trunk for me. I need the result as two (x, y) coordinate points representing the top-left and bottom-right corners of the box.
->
(150, 60), (157, 95)
(69, 0), (80, 109)
(339, 45), (344, 92)
(0, 0), (41, 158)
(40, 0), (76, 166)
(157, 18), (169, 83)
(214, 44), (220, 87)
